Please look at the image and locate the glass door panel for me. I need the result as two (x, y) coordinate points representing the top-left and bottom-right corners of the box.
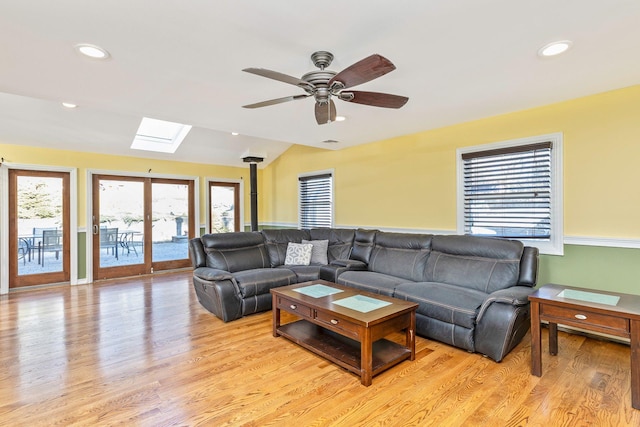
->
(209, 182), (240, 233)
(93, 176), (147, 280)
(151, 181), (190, 263)
(98, 179), (145, 267)
(10, 170), (70, 288)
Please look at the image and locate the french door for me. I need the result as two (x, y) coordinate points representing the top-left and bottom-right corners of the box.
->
(9, 169), (70, 288)
(209, 181), (240, 233)
(92, 174), (194, 280)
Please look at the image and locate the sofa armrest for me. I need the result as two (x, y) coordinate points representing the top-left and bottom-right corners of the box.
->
(330, 259), (367, 269)
(477, 286), (534, 323)
(192, 268), (242, 322)
(193, 267), (234, 282)
(320, 259), (368, 282)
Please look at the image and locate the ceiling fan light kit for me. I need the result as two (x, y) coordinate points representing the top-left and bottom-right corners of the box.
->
(242, 51), (409, 125)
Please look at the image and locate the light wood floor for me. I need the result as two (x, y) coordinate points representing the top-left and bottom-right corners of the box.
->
(1, 271), (639, 426)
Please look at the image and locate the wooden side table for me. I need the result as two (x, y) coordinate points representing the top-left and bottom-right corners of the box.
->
(529, 284), (640, 410)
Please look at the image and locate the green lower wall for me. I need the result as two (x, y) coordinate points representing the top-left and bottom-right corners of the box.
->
(77, 232), (86, 280)
(539, 244), (640, 294)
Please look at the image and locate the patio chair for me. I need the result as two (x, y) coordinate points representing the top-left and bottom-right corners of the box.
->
(32, 227), (57, 264)
(119, 231), (143, 256)
(130, 233), (144, 255)
(41, 229), (62, 267)
(100, 227), (119, 259)
(18, 238), (30, 265)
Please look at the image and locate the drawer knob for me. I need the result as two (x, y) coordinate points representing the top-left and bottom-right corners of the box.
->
(330, 319), (339, 325)
(290, 304), (297, 310)
(575, 314), (587, 320)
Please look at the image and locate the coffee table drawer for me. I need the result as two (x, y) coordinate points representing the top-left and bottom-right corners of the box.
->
(315, 310), (360, 339)
(541, 304), (629, 334)
(277, 296), (313, 320)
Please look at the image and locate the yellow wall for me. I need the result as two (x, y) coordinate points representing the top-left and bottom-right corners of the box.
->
(5, 84), (638, 238)
(262, 84), (640, 239)
(0, 144), (256, 228)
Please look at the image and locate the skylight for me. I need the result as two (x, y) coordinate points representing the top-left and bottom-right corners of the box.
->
(131, 117), (192, 153)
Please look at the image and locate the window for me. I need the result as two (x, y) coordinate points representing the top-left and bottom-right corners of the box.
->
(299, 171), (333, 228)
(131, 117), (192, 154)
(457, 133), (563, 255)
(208, 180), (242, 233)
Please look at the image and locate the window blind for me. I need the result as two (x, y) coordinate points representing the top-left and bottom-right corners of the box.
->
(462, 142), (552, 239)
(299, 173), (333, 228)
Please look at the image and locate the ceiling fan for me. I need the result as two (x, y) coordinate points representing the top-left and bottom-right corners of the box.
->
(242, 51), (409, 125)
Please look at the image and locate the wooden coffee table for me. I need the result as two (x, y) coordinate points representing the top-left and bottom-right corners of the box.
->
(271, 280), (418, 386)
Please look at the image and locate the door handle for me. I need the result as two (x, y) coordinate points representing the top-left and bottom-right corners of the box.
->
(93, 225), (99, 235)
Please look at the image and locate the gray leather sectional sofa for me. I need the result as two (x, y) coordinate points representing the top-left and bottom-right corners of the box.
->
(188, 228), (539, 362)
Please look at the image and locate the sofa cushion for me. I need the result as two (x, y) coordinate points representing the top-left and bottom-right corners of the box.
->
(425, 235), (523, 293)
(350, 228), (377, 263)
(394, 282), (487, 329)
(337, 271), (408, 296)
(432, 235), (524, 259)
(368, 232), (432, 282)
(309, 228), (356, 262)
(233, 268), (296, 298)
(302, 239), (329, 265)
(280, 265), (322, 282)
(201, 232), (270, 272)
(262, 229), (311, 267)
(415, 313), (475, 352)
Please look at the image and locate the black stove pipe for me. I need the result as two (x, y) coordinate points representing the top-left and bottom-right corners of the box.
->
(243, 156), (263, 232)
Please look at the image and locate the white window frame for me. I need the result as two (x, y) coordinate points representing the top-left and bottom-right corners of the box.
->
(298, 169), (334, 229)
(456, 133), (563, 255)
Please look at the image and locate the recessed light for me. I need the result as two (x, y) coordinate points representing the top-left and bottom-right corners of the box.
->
(335, 116), (346, 122)
(538, 40), (572, 57)
(322, 139), (339, 144)
(74, 43), (110, 60)
(61, 102), (77, 109)
(231, 132), (239, 136)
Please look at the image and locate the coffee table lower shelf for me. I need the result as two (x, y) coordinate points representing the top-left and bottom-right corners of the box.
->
(277, 319), (412, 379)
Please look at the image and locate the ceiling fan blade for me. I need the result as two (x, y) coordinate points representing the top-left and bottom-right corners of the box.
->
(243, 68), (314, 90)
(341, 91), (409, 109)
(315, 100), (337, 125)
(243, 94), (310, 109)
(328, 54), (396, 89)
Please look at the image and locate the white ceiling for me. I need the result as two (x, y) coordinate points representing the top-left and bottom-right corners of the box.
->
(1, 1), (639, 168)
